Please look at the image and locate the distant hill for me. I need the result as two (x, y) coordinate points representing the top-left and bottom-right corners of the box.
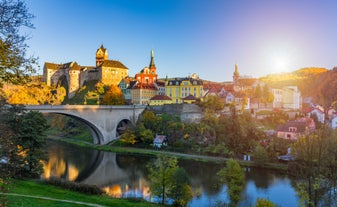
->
(261, 67), (337, 107)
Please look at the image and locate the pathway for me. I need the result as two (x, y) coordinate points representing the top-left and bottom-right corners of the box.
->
(0, 192), (106, 207)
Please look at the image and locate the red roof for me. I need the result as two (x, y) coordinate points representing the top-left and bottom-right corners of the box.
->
(183, 94), (198, 100)
(150, 95), (172, 101)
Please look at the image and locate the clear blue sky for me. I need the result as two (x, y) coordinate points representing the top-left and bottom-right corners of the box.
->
(24, 0), (337, 82)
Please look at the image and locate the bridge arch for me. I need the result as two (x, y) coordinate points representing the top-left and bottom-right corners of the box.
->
(47, 112), (104, 144)
(25, 105), (146, 145)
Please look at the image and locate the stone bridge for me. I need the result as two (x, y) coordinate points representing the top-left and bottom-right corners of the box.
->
(25, 105), (146, 145)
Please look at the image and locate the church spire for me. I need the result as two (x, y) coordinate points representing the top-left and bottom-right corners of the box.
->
(149, 50), (156, 69)
(233, 63), (240, 83)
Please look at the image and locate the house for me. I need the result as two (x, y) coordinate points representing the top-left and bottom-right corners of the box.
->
(282, 86), (302, 109)
(149, 95), (172, 106)
(276, 117), (315, 140)
(331, 115), (337, 129)
(182, 94), (199, 104)
(165, 74), (203, 104)
(153, 135), (167, 148)
(305, 104), (325, 123)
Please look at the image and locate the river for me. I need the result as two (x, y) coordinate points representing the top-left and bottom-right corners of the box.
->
(42, 140), (299, 206)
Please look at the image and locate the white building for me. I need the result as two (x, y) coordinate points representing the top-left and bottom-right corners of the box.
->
(282, 86), (301, 109)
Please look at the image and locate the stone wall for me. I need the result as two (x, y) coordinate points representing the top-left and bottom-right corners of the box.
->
(151, 104), (203, 123)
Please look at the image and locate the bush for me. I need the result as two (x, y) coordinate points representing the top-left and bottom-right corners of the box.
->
(44, 178), (103, 195)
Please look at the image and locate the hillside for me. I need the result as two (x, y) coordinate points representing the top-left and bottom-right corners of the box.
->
(261, 67), (337, 107)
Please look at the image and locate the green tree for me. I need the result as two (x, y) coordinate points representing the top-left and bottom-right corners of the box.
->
(148, 155), (178, 205)
(217, 159), (245, 206)
(290, 127), (337, 207)
(199, 95), (224, 112)
(170, 168), (193, 207)
(252, 145), (269, 166)
(0, 0), (37, 87)
(5, 106), (49, 178)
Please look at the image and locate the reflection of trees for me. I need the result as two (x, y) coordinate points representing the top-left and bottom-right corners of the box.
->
(116, 154), (154, 189)
(245, 168), (276, 189)
(43, 140), (103, 182)
(179, 159), (223, 195)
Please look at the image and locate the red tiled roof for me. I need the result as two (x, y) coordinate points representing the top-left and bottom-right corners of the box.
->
(132, 83), (157, 90)
(150, 95), (172, 101)
(183, 94), (198, 100)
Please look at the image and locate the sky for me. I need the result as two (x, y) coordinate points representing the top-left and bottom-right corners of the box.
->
(24, 0), (337, 82)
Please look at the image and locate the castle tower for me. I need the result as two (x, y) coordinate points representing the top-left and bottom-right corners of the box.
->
(96, 45), (109, 67)
(233, 63), (240, 83)
(149, 50), (156, 75)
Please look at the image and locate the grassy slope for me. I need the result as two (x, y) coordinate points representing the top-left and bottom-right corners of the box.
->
(6, 180), (159, 207)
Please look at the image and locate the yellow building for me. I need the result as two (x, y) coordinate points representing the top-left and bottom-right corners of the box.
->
(149, 95), (173, 106)
(165, 73), (203, 104)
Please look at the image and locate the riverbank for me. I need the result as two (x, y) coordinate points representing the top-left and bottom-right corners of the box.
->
(4, 179), (161, 207)
(53, 137), (288, 171)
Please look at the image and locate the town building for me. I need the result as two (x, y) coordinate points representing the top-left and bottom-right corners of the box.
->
(149, 95), (173, 106)
(305, 104), (325, 123)
(165, 73), (203, 104)
(43, 45), (128, 98)
(282, 86), (302, 109)
(276, 117), (315, 140)
(131, 50), (159, 105)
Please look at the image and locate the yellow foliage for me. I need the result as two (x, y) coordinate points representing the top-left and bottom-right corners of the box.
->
(102, 84), (125, 105)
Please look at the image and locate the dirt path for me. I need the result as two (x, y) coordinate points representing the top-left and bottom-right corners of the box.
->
(0, 192), (105, 207)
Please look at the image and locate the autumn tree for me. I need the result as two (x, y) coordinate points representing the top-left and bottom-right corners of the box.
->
(0, 0), (37, 87)
(3, 82), (66, 104)
(102, 84), (125, 105)
(254, 198), (277, 207)
(120, 130), (137, 145)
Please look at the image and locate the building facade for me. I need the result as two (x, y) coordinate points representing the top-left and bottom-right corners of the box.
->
(165, 73), (203, 104)
(43, 45), (128, 98)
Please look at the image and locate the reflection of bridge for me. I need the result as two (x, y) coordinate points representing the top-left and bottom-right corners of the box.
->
(25, 105), (146, 144)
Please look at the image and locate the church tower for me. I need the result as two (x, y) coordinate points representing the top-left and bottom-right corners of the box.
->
(149, 50), (156, 75)
(96, 45), (109, 67)
(233, 63), (240, 84)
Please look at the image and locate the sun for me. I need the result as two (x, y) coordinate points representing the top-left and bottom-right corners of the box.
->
(272, 55), (289, 73)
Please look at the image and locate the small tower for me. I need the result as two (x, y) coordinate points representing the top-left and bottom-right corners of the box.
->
(233, 63), (240, 84)
(96, 45), (109, 67)
(149, 50), (156, 74)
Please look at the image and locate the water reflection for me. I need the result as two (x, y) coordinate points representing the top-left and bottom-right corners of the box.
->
(43, 141), (299, 206)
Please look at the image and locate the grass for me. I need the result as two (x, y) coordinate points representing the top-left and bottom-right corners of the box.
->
(5, 179), (160, 207)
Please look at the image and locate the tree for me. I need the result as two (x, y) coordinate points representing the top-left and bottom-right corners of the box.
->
(5, 106), (49, 178)
(199, 95), (224, 112)
(101, 84), (125, 105)
(0, 0), (37, 87)
(254, 198), (277, 207)
(290, 127), (337, 207)
(120, 130), (137, 145)
(148, 155), (178, 204)
(170, 168), (193, 207)
(3, 81), (66, 105)
(252, 145), (269, 166)
(217, 159), (245, 206)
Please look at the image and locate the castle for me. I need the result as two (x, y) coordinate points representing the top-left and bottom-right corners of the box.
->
(43, 45), (129, 98)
